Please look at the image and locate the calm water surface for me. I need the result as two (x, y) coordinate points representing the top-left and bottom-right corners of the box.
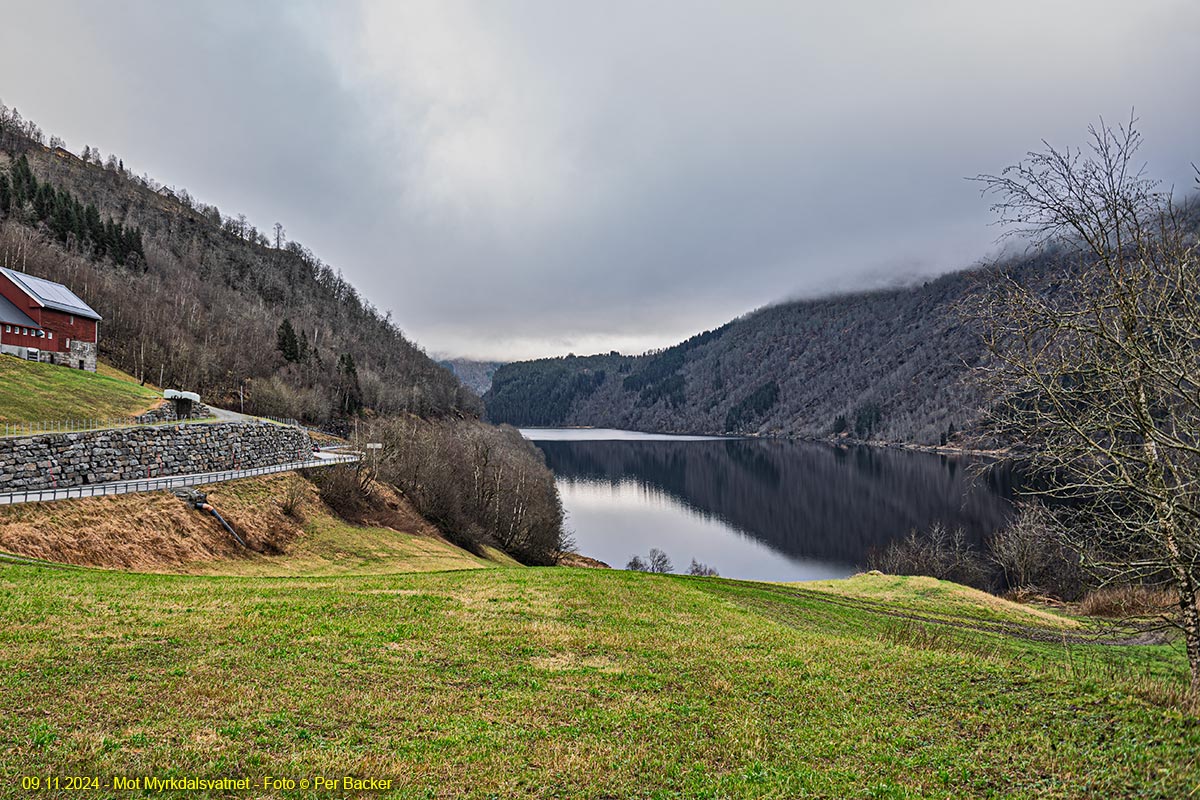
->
(523, 428), (1017, 582)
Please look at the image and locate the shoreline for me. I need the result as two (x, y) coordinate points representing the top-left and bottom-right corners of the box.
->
(521, 424), (1007, 459)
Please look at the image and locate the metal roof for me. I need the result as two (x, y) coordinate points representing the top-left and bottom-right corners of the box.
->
(0, 268), (101, 321)
(0, 293), (39, 329)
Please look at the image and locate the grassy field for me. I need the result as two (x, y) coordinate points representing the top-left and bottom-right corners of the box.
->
(0, 563), (1195, 798)
(0, 356), (161, 423)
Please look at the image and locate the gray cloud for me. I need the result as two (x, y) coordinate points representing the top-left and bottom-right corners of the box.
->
(3, 0), (1199, 360)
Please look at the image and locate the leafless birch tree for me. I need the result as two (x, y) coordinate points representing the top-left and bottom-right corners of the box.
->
(970, 117), (1200, 696)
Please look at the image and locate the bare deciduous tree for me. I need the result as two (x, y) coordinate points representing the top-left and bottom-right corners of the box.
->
(970, 116), (1200, 695)
(647, 548), (673, 574)
(987, 502), (1083, 598)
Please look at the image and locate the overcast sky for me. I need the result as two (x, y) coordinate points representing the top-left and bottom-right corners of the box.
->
(3, 1), (1198, 360)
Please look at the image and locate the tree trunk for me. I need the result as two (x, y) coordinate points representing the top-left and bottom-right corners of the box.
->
(1173, 565), (1200, 697)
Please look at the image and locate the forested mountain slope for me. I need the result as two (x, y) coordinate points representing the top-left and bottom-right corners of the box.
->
(0, 104), (476, 425)
(485, 252), (1073, 445)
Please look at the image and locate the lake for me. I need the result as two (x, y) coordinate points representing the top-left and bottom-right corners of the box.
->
(522, 428), (1017, 582)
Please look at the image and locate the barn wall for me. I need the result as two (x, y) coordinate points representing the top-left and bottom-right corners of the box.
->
(0, 421), (313, 492)
(39, 308), (99, 351)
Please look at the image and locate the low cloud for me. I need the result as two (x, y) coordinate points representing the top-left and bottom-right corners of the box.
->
(4, 1), (1198, 360)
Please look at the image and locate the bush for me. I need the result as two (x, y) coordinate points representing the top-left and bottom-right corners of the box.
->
(307, 463), (370, 518)
(625, 549), (675, 573)
(871, 523), (987, 588)
(279, 475), (308, 520)
(687, 559), (719, 577)
(1079, 585), (1178, 619)
(374, 418), (565, 564)
(988, 502), (1085, 599)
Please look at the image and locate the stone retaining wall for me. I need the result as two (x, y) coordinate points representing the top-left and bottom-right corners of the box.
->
(0, 421), (313, 492)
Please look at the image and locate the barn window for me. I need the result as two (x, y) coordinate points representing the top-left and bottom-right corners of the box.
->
(3, 325), (9, 333)
(47, 332), (53, 340)
(38, 330), (44, 338)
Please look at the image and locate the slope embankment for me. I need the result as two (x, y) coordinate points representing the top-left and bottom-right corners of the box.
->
(0, 355), (161, 423)
(0, 472), (507, 575)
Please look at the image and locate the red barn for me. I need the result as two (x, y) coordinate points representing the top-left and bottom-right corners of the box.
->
(0, 267), (101, 371)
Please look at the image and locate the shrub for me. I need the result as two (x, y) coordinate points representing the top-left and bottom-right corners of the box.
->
(1078, 585), (1178, 619)
(279, 475), (308, 520)
(374, 418), (565, 564)
(988, 502), (1085, 599)
(308, 464), (370, 518)
(871, 523), (987, 588)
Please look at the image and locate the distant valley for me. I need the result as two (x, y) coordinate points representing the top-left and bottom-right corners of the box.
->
(441, 358), (503, 397)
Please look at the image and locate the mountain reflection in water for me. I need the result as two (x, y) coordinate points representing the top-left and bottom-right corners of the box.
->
(527, 433), (1017, 583)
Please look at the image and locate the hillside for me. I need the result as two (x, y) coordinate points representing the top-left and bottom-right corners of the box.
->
(0, 355), (161, 423)
(1, 562), (1193, 797)
(484, 243), (1159, 444)
(0, 107), (477, 427)
(485, 267), (1012, 444)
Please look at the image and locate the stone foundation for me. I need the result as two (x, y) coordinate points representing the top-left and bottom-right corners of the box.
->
(66, 340), (97, 372)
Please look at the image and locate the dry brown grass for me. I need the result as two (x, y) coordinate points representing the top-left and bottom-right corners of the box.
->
(556, 552), (612, 569)
(0, 475), (304, 570)
(1077, 585), (1179, 619)
(0, 472), (496, 576)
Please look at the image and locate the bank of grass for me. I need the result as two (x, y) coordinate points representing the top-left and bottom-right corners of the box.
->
(0, 473), (508, 577)
(0, 565), (1195, 798)
(0, 355), (160, 423)
(803, 572), (1082, 630)
(182, 506), (511, 577)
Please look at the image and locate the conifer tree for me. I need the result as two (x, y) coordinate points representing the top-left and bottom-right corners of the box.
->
(276, 319), (299, 362)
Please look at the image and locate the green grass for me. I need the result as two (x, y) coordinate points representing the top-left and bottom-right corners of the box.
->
(193, 473), (518, 576)
(0, 565), (1195, 798)
(186, 507), (512, 577)
(0, 356), (160, 423)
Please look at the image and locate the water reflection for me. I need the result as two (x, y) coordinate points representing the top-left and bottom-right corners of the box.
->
(528, 433), (1016, 582)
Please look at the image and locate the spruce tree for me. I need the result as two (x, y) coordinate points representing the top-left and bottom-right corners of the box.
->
(336, 353), (363, 413)
(276, 319), (299, 362)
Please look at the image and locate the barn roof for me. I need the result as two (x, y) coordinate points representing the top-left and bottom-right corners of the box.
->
(0, 293), (39, 329)
(0, 268), (102, 321)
